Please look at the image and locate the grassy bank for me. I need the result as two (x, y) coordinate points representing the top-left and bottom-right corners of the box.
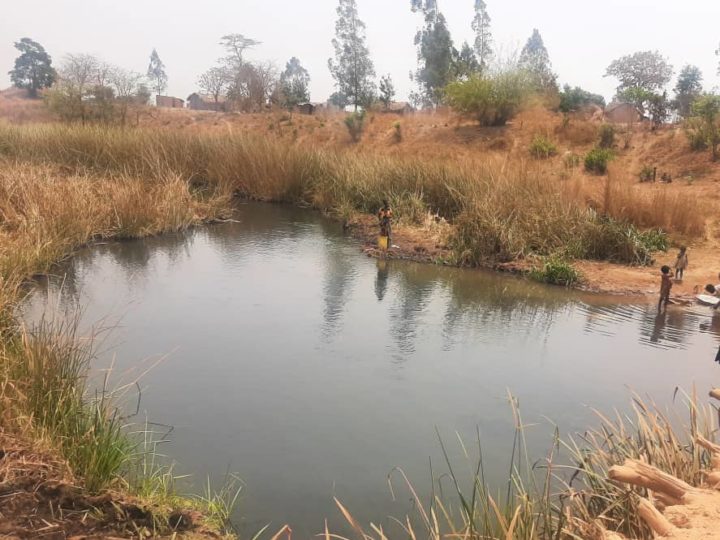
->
(0, 123), (705, 267)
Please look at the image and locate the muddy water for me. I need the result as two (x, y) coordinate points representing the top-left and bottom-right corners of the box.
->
(24, 203), (720, 536)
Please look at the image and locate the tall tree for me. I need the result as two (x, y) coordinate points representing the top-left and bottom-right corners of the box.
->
(518, 29), (557, 92)
(471, 0), (493, 73)
(9, 38), (56, 97)
(198, 66), (229, 107)
(220, 34), (261, 70)
(673, 65), (703, 118)
(605, 50), (673, 96)
(379, 74), (395, 108)
(328, 0), (376, 111)
(146, 48), (168, 96)
(280, 57), (310, 110)
(411, 0), (454, 106)
(452, 42), (480, 80)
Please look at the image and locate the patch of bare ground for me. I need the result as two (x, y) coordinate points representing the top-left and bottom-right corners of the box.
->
(0, 432), (226, 539)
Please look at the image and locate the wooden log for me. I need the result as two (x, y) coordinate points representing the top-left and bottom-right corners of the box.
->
(637, 497), (676, 537)
(709, 388), (720, 401)
(608, 459), (694, 501)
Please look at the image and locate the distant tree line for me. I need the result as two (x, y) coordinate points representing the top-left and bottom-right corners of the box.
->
(7, 2), (720, 149)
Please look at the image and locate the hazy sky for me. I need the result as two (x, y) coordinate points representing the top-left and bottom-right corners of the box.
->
(1, 0), (719, 103)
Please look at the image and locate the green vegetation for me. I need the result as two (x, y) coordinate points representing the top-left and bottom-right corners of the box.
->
(344, 110), (366, 142)
(584, 147), (613, 174)
(639, 165), (654, 182)
(529, 256), (580, 286)
(598, 123), (615, 149)
(528, 134), (557, 158)
(558, 84), (605, 112)
(445, 70), (530, 126)
(686, 93), (720, 160)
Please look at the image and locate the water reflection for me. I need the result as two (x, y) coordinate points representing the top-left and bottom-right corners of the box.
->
(20, 202), (720, 535)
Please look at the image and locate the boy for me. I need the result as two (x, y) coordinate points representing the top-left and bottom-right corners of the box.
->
(378, 200), (393, 246)
(658, 265), (672, 311)
(674, 246), (688, 280)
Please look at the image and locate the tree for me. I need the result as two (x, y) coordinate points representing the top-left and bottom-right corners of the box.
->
(558, 85), (605, 113)
(198, 67), (229, 108)
(690, 94), (720, 160)
(518, 29), (557, 92)
(220, 34), (261, 70)
(110, 67), (144, 125)
(329, 91), (349, 109)
(146, 49), (168, 96)
(9, 38), (57, 97)
(472, 0), (493, 73)
(411, 0), (455, 106)
(605, 50), (673, 96)
(379, 74), (395, 108)
(445, 70), (531, 126)
(452, 42), (480, 80)
(647, 91), (670, 128)
(673, 65), (703, 118)
(280, 57), (310, 110)
(328, 0), (376, 111)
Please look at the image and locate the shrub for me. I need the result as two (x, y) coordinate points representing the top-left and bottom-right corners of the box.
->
(558, 84), (606, 113)
(598, 124), (615, 149)
(392, 121), (402, 143)
(444, 70), (531, 126)
(529, 257), (580, 286)
(529, 135), (557, 159)
(584, 148), (613, 174)
(344, 111), (366, 143)
(686, 94), (720, 159)
(638, 165), (654, 182)
(563, 152), (580, 169)
(579, 216), (667, 265)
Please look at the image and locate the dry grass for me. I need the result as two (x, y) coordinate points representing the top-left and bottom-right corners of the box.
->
(332, 391), (719, 540)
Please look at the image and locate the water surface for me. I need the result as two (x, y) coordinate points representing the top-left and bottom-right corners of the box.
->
(24, 203), (720, 536)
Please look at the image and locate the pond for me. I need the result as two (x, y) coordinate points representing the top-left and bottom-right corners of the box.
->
(23, 202), (720, 536)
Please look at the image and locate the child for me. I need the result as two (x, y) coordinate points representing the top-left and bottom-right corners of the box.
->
(659, 265), (672, 311)
(674, 246), (688, 280)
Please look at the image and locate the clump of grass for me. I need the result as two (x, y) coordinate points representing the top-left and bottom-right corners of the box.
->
(584, 147), (613, 174)
(392, 120), (402, 143)
(528, 134), (557, 159)
(638, 164), (655, 182)
(563, 152), (580, 169)
(529, 256), (580, 286)
(598, 123), (616, 148)
(344, 111), (366, 142)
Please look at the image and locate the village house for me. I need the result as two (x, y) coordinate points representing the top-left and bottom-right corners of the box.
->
(604, 102), (641, 124)
(155, 95), (184, 109)
(295, 103), (316, 115)
(186, 93), (227, 112)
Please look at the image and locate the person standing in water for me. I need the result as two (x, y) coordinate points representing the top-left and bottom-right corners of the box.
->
(378, 200), (393, 246)
(659, 265), (673, 312)
(674, 246), (688, 280)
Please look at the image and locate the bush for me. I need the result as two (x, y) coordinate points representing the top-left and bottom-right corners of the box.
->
(584, 148), (613, 174)
(579, 216), (667, 265)
(598, 124), (615, 149)
(344, 111), (366, 143)
(529, 135), (557, 159)
(529, 257), (580, 286)
(444, 70), (531, 126)
(392, 121), (402, 143)
(563, 152), (580, 169)
(558, 85), (606, 113)
(685, 95), (720, 159)
(638, 165), (654, 182)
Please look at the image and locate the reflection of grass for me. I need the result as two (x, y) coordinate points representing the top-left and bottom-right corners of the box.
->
(335, 391), (717, 539)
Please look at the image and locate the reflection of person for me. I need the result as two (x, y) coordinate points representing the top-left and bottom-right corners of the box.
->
(674, 246), (688, 280)
(658, 265), (672, 312)
(715, 344), (720, 364)
(650, 311), (665, 343)
(374, 259), (389, 301)
(378, 200), (393, 245)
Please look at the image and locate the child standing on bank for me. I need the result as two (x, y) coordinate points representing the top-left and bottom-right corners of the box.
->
(659, 265), (673, 311)
(674, 246), (688, 280)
